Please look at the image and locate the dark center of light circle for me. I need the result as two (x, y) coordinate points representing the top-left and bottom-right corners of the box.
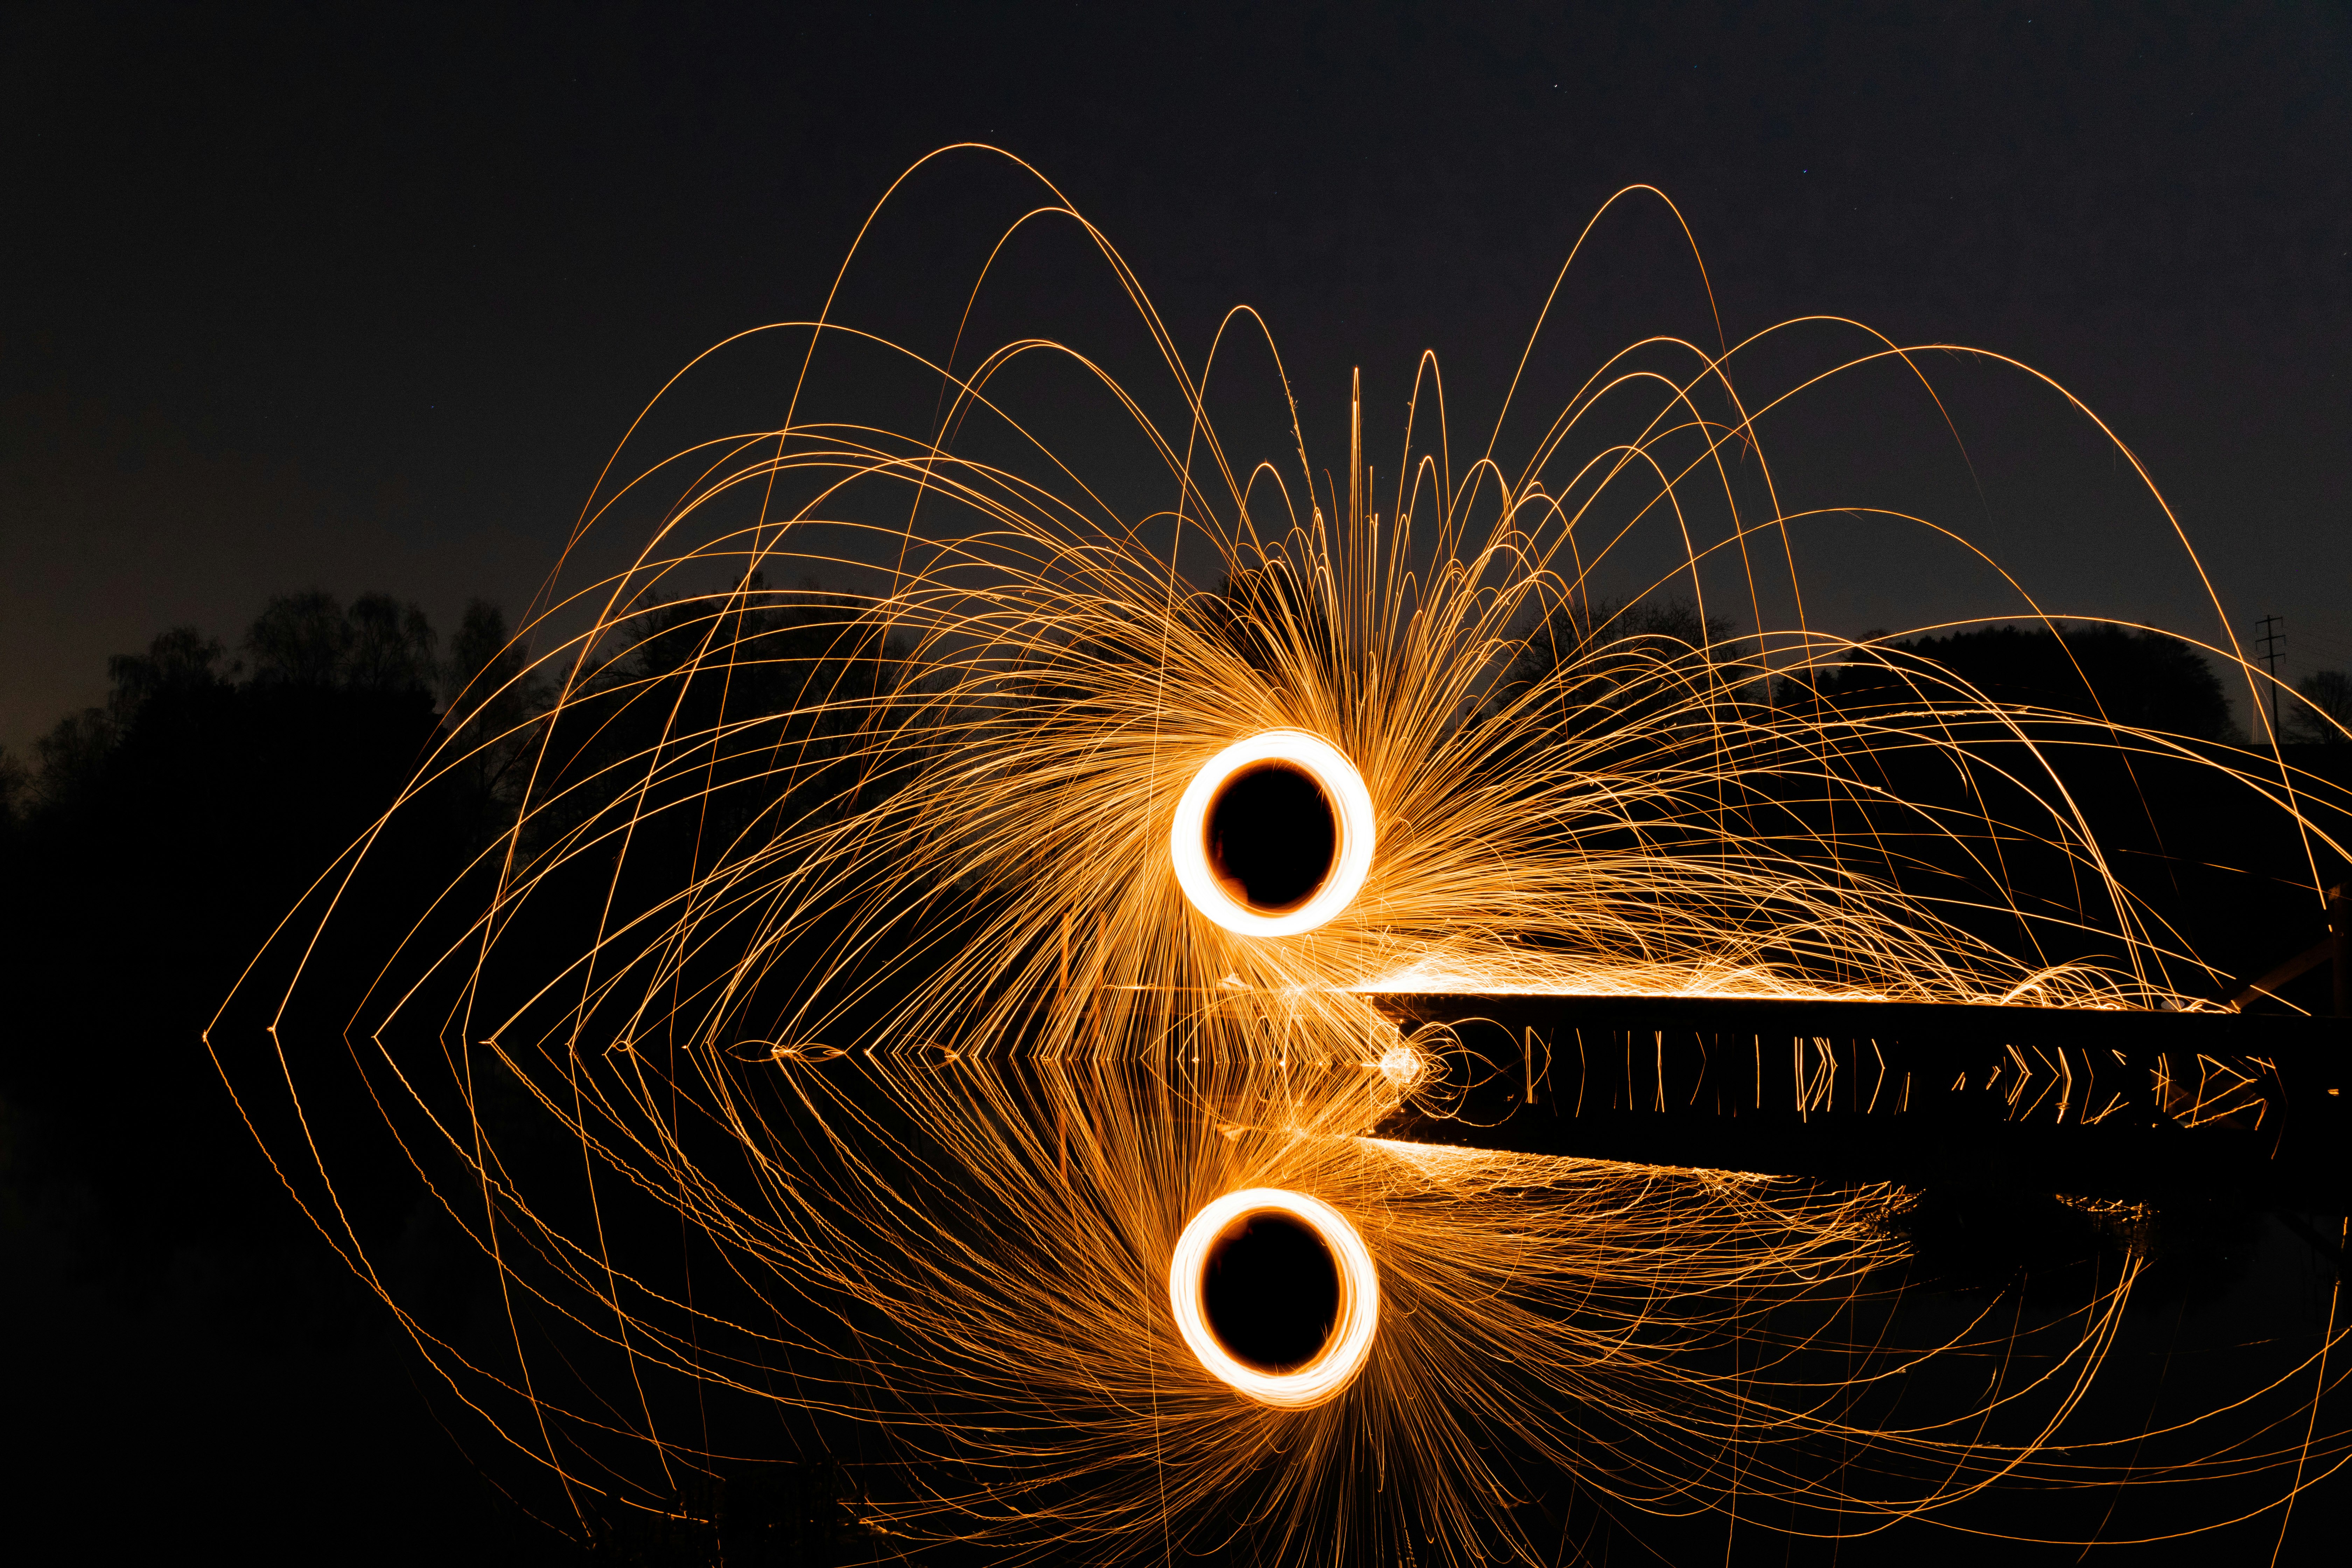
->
(1204, 761), (1338, 914)
(1200, 1210), (1342, 1373)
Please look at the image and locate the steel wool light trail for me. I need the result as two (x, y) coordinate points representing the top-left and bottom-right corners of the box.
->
(205, 148), (2352, 1564)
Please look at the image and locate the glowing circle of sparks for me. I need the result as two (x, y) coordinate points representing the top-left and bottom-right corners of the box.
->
(1169, 729), (1377, 937)
(1169, 1187), (1380, 1409)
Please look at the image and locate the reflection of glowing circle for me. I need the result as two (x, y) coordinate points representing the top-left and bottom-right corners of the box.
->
(1169, 1188), (1379, 1408)
(1170, 730), (1376, 936)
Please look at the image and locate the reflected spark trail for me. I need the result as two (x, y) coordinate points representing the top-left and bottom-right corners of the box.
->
(209, 150), (2352, 1561)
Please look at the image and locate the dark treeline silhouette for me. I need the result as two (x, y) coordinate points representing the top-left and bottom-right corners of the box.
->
(0, 589), (586, 1563)
(1490, 595), (1744, 754)
(2292, 667), (2352, 743)
(1774, 623), (2352, 1001)
(0, 585), (919, 1564)
(1468, 606), (2352, 1002)
(1783, 621), (2236, 742)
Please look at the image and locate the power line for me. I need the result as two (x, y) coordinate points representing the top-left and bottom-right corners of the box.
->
(2256, 612), (2286, 745)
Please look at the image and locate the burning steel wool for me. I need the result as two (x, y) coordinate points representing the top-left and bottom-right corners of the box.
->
(208, 150), (2351, 1562)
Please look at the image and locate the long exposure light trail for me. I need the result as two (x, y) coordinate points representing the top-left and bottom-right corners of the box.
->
(203, 147), (2352, 1563)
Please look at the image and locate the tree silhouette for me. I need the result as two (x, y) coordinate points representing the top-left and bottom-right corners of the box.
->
(439, 598), (553, 830)
(30, 704), (118, 807)
(0, 584), (578, 1563)
(105, 625), (229, 719)
(2289, 668), (2352, 744)
(1790, 623), (2234, 741)
(244, 588), (437, 692)
(1487, 595), (1749, 765)
(0, 744), (26, 833)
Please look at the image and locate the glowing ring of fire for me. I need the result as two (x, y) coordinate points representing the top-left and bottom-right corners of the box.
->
(1168, 1187), (1380, 1409)
(1168, 729), (1376, 937)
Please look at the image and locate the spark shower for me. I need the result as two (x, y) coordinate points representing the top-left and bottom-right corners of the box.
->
(209, 148), (2349, 1562)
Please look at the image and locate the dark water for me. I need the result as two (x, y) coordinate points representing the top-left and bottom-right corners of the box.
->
(4, 1034), (2344, 1566)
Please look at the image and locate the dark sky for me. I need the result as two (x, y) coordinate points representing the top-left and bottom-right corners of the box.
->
(6, 0), (2348, 753)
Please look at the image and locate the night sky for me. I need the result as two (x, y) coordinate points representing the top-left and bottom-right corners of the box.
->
(7, 2), (2349, 753)
(7, 2), (2348, 752)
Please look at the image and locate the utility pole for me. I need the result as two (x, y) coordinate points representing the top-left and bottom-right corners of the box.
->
(2256, 613), (2286, 749)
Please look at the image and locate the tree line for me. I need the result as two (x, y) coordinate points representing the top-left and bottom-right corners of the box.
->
(1500, 596), (2274, 745)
